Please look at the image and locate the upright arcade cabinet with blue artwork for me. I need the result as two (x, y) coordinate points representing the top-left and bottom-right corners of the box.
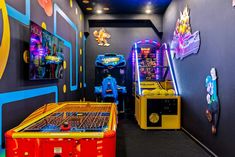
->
(94, 53), (127, 112)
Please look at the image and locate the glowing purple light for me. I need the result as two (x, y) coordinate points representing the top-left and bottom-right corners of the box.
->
(135, 43), (141, 95)
(163, 43), (179, 95)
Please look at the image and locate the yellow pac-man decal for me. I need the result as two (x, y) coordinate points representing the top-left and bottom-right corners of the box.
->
(23, 50), (29, 63)
(0, 0), (11, 79)
(63, 60), (67, 69)
(41, 22), (47, 30)
(70, 0), (73, 8)
(63, 84), (67, 93)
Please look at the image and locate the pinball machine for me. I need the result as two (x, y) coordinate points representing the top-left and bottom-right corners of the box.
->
(5, 102), (117, 157)
(132, 40), (181, 129)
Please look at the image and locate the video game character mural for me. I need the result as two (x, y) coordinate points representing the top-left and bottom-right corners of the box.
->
(93, 28), (111, 46)
(205, 68), (220, 135)
(170, 5), (200, 60)
(38, 0), (53, 16)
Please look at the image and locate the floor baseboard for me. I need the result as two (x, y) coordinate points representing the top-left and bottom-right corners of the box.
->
(182, 127), (218, 157)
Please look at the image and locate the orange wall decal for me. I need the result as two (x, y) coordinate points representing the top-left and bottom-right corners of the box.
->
(38, 0), (53, 16)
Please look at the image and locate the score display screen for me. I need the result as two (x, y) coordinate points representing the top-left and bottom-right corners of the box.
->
(138, 47), (161, 81)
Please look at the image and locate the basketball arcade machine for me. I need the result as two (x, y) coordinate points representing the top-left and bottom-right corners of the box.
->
(94, 53), (127, 113)
(132, 40), (181, 129)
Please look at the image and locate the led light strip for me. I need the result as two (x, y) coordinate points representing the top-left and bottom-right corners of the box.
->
(134, 43), (141, 95)
(163, 43), (179, 95)
(83, 36), (86, 88)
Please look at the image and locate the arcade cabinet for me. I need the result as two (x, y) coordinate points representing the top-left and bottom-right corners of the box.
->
(132, 40), (181, 129)
(5, 102), (117, 157)
(94, 53), (127, 112)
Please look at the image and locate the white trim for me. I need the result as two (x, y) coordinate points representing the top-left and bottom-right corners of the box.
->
(182, 127), (218, 157)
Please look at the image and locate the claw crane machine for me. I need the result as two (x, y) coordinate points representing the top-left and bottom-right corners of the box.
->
(132, 40), (181, 129)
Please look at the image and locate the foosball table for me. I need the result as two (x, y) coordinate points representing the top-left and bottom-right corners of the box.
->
(5, 102), (117, 157)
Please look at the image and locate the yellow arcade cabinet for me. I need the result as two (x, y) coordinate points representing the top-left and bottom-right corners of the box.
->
(132, 40), (181, 129)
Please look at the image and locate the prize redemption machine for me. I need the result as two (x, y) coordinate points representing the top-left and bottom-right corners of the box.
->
(94, 53), (127, 113)
(5, 102), (117, 157)
(132, 40), (181, 129)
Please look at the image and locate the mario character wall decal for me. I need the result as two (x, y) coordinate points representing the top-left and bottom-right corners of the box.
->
(93, 28), (111, 47)
(205, 68), (220, 135)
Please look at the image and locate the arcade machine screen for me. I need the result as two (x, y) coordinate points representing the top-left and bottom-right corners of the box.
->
(137, 44), (163, 82)
(132, 41), (165, 96)
(95, 54), (126, 86)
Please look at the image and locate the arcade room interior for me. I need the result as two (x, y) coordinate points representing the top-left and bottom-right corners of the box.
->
(0, 0), (235, 157)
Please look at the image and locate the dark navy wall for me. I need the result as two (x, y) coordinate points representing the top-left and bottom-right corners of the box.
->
(85, 14), (163, 32)
(0, 0), (84, 146)
(84, 14), (162, 109)
(163, 0), (235, 156)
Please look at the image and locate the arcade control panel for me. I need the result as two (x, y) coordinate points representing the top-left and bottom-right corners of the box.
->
(5, 102), (117, 157)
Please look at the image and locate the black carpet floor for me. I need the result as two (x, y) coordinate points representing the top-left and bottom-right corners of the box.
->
(116, 115), (211, 157)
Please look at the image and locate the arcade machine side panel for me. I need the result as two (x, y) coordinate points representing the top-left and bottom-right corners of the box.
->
(5, 102), (117, 157)
(135, 95), (141, 126)
(6, 135), (116, 157)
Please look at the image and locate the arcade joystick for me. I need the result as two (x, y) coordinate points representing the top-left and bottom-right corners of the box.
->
(60, 121), (71, 131)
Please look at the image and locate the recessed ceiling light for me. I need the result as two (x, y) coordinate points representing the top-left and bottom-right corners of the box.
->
(82, 0), (89, 4)
(145, 9), (152, 14)
(86, 7), (93, 11)
(97, 9), (103, 14)
(103, 8), (110, 11)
